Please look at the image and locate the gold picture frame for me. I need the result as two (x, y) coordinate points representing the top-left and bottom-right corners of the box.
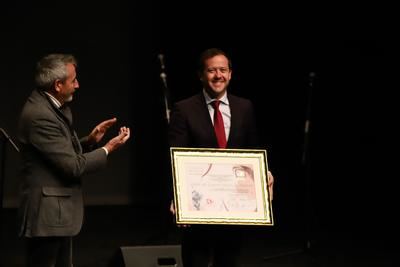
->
(170, 147), (274, 226)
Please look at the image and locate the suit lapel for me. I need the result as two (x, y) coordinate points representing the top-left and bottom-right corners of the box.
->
(37, 89), (72, 128)
(196, 93), (219, 146)
(227, 94), (238, 148)
(37, 90), (82, 153)
(59, 105), (73, 127)
(200, 93), (214, 128)
(193, 93), (217, 138)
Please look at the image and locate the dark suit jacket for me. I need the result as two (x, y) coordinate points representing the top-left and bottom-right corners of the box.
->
(168, 92), (260, 266)
(17, 89), (107, 237)
(168, 92), (259, 148)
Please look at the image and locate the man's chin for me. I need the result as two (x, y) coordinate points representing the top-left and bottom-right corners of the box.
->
(211, 87), (226, 96)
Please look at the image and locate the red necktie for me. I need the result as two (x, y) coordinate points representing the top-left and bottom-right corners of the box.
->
(211, 100), (227, 148)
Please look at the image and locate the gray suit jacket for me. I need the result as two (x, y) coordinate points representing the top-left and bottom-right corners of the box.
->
(17, 89), (107, 237)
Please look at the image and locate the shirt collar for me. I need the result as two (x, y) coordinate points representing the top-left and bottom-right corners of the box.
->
(44, 91), (62, 108)
(203, 89), (229, 105)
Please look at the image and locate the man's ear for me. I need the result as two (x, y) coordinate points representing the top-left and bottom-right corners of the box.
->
(54, 80), (62, 92)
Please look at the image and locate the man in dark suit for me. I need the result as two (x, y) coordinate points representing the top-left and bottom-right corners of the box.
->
(17, 53), (130, 266)
(168, 48), (274, 267)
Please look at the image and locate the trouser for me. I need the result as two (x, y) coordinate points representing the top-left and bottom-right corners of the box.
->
(26, 236), (73, 267)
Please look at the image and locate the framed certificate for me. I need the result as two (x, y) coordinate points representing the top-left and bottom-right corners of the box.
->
(170, 147), (273, 226)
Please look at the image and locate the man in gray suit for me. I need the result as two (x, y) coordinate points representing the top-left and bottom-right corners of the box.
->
(17, 54), (130, 266)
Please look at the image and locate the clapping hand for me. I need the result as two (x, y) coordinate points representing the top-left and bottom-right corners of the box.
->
(88, 118), (117, 144)
(103, 126), (130, 153)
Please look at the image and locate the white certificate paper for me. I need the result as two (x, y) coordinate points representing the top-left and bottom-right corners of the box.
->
(171, 148), (273, 226)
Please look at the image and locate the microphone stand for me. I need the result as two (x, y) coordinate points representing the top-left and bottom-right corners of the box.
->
(0, 128), (19, 265)
(158, 54), (171, 124)
(157, 53), (174, 245)
(263, 72), (316, 261)
(303, 72), (315, 252)
(0, 128), (20, 153)
(1, 128), (19, 207)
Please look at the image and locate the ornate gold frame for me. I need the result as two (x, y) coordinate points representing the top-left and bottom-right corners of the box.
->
(170, 147), (273, 226)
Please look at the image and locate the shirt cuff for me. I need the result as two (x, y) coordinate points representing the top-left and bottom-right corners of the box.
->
(101, 147), (109, 156)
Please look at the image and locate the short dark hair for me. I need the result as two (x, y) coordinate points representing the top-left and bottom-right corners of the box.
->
(197, 48), (232, 74)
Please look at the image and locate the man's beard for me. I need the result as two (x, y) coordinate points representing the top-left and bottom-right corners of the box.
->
(64, 94), (73, 102)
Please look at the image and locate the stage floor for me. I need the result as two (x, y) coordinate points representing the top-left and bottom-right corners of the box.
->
(1, 205), (395, 267)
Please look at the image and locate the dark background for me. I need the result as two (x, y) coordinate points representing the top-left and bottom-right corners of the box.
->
(1, 1), (397, 265)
